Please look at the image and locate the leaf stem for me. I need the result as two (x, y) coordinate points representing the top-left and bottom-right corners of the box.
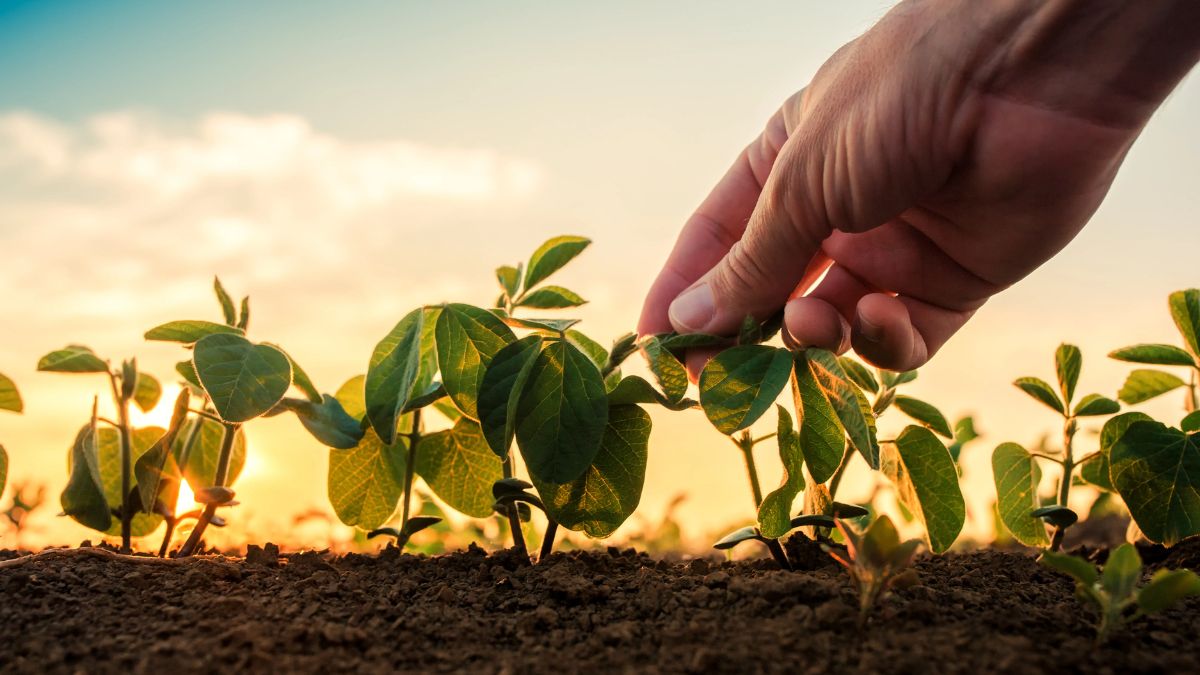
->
(109, 371), (133, 555)
(539, 520), (559, 561)
(158, 413), (204, 557)
(501, 457), (529, 556)
(399, 409), (421, 538)
(1049, 416), (1077, 552)
(740, 441), (764, 509)
(828, 442), (855, 502)
(177, 423), (239, 557)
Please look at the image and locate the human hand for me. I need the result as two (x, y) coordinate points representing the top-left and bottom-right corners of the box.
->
(639, 0), (1200, 377)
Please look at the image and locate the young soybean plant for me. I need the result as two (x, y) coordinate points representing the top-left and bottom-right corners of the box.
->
(825, 516), (921, 625)
(692, 339), (966, 566)
(1109, 288), (1200, 412)
(992, 344), (1121, 552)
(146, 278), (363, 556)
(1041, 544), (1200, 642)
(37, 344), (170, 553)
(0, 371), (22, 497)
(359, 236), (657, 559)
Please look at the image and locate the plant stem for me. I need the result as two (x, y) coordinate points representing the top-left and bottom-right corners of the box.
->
(828, 442), (855, 501)
(1187, 368), (1198, 413)
(109, 372), (133, 554)
(1049, 416), (1076, 552)
(501, 457), (528, 556)
(177, 423), (238, 557)
(539, 520), (559, 561)
(400, 410), (421, 536)
(765, 539), (792, 571)
(740, 442), (764, 509)
(158, 414), (204, 557)
(157, 518), (177, 558)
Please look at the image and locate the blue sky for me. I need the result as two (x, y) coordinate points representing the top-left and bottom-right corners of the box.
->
(0, 1), (1197, 549)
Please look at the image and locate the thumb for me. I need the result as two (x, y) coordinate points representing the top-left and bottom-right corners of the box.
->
(667, 152), (831, 336)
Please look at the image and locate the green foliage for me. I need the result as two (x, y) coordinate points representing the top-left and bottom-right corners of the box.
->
(1117, 369), (1186, 405)
(805, 350), (879, 468)
(757, 406), (805, 538)
(1041, 544), (1200, 641)
(144, 320), (243, 344)
(1014, 376), (1064, 413)
(435, 303), (515, 420)
(893, 395), (952, 439)
(1109, 420), (1200, 546)
(992, 442), (1050, 547)
(415, 417), (504, 518)
(328, 427), (407, 530)
(699, 345), (792, 435)
(826, 516), (922, 623)
(523, 235), (591, 290)
(639, 335), (688, 404)
(192, 333), (292, 423)
(0, 372), (21, 413)
(881, 426), (965, 553)
(38, 345), (108, 373)
(61, 416), (110, 532)
(477, 335), (544, 457)
(791, 351), (846, 484)
(1109, 289), (1200, 407)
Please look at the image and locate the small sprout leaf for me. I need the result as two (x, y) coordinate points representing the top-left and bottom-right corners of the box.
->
(402, 516), (443, 539)
(523, 235), (591, 290)
(1108, 344), (1196, 367)
(532, 404), (651, 538)
(1137, 569), (1200, 613)
(831, 502), (871, 519)
(132, 373), (162, 413)
(477, 335), (544, 457)
(1110, 420), (1200, 545)
(214, 277), (237, 325)
(1013, 377), (1064, 414)
(38, 345), (108, 373)
(492, 477), (535, 498)
(881, 369), (918, 388)
(415, 417), (505, 518)
(0, 372), (21, 413)
(699, 345), (792, 435)
(1100, 543), (1142, 600)
(1054, 344), (1082, 405)
(1074, 393), (1120, 417)
(496, 265), (521, 300)
(194, 486), (236, 505)
(639, 335), (688, 404)
(501, 316), (582, 333)
(1039, 550), (1098, 586)
(367, 527), (403, 540)
(758, 406), (806, 538)
(1031, 505), (1078, 528)
(517, 286), (587, 309)
(144, 321), (243, 344)
(791, 352), (847, 483)
(893, 395), (953, 439)
(193, 334), (292, 423)
(992, 443), (1050, 545)
(436, 304), (516, 420)
(882, 426), (965, 553)
(1117, 369), (1187, 405)
(790, 514), (836, 529)
(515, 340), (608, 483)
(713, 526), (763, 550)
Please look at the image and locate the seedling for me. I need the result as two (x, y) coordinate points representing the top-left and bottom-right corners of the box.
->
(1109, 288), (1200, 411)
(690, 337), (966, 565)
(146, 278), (362, 556)
(355, 236), (656, 560)
(824, 516), (921, 624)
(0, 371), (20, 498)
(1040, 544), (1200, 642)
(992, 344), (1120, 551)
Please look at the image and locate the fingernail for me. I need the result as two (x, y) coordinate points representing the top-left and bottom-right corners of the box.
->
(856, 311), (883, 343)
(669, 283), (715, 332)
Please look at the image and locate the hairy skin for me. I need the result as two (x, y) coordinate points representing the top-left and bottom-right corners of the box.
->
(639, 0), (1200, 375)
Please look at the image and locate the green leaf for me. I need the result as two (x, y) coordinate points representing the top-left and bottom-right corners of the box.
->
(37, 345), (108, 373)
(176, 361), (202, 390)
(1138, 569), (1200, 613)
(173, 418), (246, 490)
(327, 427), (405, 530)
(790, 352), (846, 484)
(0, 372), (22, 413)
(144, 320), (243, 344)
(533, 405), (651, 537)
(948, 416), (979, 463)
(1169, 289), (1200, 357)
(807, 349), (879, 469)
(500, 315), (582, 333)
(713, 526), (763, 550)
(838, 357), (879, 394)
(496, 265), (521, 300)
(132, 373), (162, 413)
(269, 346), (321, 404)
(214, 277), (237, 325)
(698, 345), (792, 435)
(436, 303), (516, 420)
(894, 395), (952, 439)
(61, 422), (111, 532)
(416, 417), (504, 518)
(1183, 411), (1200, 433)
(518, 286), (587, 309)
(1109, 344), (1196, 367)
(1032, 505), (1078, 528)
(1014, 377), (1064, 414)
(1110, 420), (1200, 546)
(95, 427), (166, 537)
(992, 442), (1050, 546)
(193, 333), (292, 423)
(1117, 369), (1186, 405)
(881, 369), (917, 388)
(1040, 551), (1098, 586)
(606, 375), (697, 411)
(237, 296), (250, 331)
(758, 405), (806, 538)
(882, 426), (965, 553)
(566, 330), (608, 372)
(640, 335), (688, 404)
(1074, 393), (1120, 417)
(1080, 411), (1129, 491)
(0, 445), (7, 498)
(134, 390), (189, 514)
(277, 395), (365, 449)
(523, 235), (590, 289)
(655, 331), (730, 354)
(478, 335), (544, 457)
(515, 340), (609, 483)
(1101, 543), (1142, 601)
(1055, 344), (1082, 406)
(334, 375), (367, 422)
(366, 308), (427, 443)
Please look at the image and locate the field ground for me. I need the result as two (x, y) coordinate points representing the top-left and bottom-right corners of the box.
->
(1, 536), (1199, 674)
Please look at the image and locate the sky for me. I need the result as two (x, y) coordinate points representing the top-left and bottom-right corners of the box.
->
(0, 0), (1197, 551)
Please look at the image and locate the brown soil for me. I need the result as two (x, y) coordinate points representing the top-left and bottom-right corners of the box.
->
(1, 537), (1198, 674)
